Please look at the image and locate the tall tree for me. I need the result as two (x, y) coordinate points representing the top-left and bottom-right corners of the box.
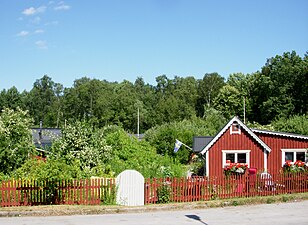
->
(0, 87), (24, 111)
(227, 73), (252, 122)
(63, 78), (116, 127)
(134, 77), (156, 131)
(153, 75), (198, 124)
(25, 75), (63, 127)
(111, 80), (138, 131)
(196, 73), (225, 117)
(258, 51), (308, 123)
(213, 85), (243, 119)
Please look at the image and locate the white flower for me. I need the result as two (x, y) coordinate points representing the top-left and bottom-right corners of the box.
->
(235, 167), (245, 174)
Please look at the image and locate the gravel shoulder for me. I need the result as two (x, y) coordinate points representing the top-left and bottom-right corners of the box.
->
(0, 192), (308, 217)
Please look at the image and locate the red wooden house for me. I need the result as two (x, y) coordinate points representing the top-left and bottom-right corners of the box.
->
(196, 116), (308, 178)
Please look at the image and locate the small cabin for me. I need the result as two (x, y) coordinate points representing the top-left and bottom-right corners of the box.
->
(194, 117), (308, 178)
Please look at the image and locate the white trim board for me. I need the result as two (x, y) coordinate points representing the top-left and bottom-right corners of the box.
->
(200, 116), (271, 155)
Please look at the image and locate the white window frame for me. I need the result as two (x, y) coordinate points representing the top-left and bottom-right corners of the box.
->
(230, 122), (241, 134)
(222, 150), (250, 168)
(281, 148), (307, 166)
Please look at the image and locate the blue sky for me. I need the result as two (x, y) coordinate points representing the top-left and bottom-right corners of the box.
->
(0, 0), (307, 91)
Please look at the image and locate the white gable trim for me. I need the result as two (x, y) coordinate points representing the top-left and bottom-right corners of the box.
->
(206, 150), (209, 177)
(264, 150), (268, 172)
(200, 116), (271, 155)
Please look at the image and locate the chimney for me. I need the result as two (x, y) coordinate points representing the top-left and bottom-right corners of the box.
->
(39, 120), (42, 140)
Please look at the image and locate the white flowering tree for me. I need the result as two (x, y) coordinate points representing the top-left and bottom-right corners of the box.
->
(0, 108), (34, 174)
(51, 121), (112, 176)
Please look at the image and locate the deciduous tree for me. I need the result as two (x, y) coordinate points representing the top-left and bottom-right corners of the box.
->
(0, 108), (34, 174)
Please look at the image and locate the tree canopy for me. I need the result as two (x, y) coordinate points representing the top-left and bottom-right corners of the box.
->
(0, 50), (307, 179)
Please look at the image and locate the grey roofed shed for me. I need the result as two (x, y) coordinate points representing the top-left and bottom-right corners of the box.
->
(32, 128), (61, 149)
(193, 136), (214, 153)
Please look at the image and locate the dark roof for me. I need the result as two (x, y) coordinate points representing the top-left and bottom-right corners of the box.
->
(193, 136), (214, 152)
(32, 128), (61, 149)
(128, 133), (145, 141)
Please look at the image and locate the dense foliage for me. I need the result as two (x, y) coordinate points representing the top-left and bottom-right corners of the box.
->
(145, 109), (226, 163)
(0, 51), (307, 129)
(51, 121), (112, 176)
(105, 129), (185, 178)
(0, 50), (307, 180)
(0, 108), (35, 174)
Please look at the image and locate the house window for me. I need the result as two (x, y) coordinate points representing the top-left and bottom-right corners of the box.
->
(222, 150), (250, 167)
(281, 149), (307, 166)
(230, 122), (241, 134)
(238, 153), (247, 163)
(226, 153), (235, 163)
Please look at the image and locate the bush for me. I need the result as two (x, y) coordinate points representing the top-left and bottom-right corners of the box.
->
(0, 107), (35, 174)
(105, 129), (185, 178)
(157, 182), (171, 203)
(51, 121), (112, 174)
(272, 115), (308, 135)
(144, 115), (226, 164)
(11, 158), (83, 180)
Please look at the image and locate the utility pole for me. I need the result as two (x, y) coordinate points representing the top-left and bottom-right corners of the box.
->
(137, 107), (140, 138)
(243, 96), (246, 124)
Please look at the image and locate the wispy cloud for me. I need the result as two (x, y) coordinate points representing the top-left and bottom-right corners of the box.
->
(45, 21), (59, 26)
(35, 40), (48, 49)
(22, 6), (46, 16)
(29, 16), (41, 24)
(17, 31), (29, 37)
(22, 7), (36, 16)
(37, 6), (47, 13)
(30, 16), (41, 24)
(16, 29), (44, 37)
(54, 1), (70, 11)
(34, 29), (45, 34)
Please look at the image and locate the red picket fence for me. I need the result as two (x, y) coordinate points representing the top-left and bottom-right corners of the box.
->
(0, 178), (115, 207)
(2, 173), (307, 207)
(144, 173), (308, 204)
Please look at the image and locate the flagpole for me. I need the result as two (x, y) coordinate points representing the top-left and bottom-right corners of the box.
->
(137, 107), (140, 138)
(176, 139), (192, 150)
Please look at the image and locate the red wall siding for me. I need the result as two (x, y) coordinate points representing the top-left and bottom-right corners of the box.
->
(256, 133), (308, 174)
(208, 127), (265, 178)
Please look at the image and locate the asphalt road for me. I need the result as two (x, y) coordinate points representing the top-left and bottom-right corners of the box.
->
(1, 201), (308, 225)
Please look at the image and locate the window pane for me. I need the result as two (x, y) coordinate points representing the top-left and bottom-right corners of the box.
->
(237, 153), (246, 163)
(285, 152), (294, 162)
(296, 152), (305, 162)
(226, 153), (235, 163)
(232, 124), (239, 131)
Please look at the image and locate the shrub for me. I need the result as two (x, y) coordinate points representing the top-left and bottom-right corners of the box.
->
(157, 182), (171, 203)
(11, 158), (83, 180)
(105, 129), (185, 178)
(0, 107), (35, 174)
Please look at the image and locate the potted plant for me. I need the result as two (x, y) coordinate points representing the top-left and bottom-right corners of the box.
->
(224, 162), (248, 176)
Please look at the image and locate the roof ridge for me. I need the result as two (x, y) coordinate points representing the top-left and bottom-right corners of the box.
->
(251, 128), (308, 139)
